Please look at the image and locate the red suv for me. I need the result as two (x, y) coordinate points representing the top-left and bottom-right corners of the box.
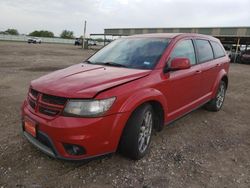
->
(21, 33), (230, 160)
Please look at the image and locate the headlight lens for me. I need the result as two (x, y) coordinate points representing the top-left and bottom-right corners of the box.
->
(63, 97), (116, 117)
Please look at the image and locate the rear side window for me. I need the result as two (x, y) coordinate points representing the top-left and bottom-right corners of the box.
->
(171, 40), (196, 65)
(195, 39), (214, 63)
(211, 41), (225, 58)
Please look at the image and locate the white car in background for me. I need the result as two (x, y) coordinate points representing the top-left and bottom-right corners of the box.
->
(88, 40), (97, 46)
(27, 37), (42, 44)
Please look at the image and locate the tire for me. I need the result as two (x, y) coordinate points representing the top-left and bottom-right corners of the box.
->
(119, 104), (154, 160)
(205, 81), (226, 112)
(236, 55), (241, 63)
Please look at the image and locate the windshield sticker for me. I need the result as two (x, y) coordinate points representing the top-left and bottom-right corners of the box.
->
(143, 61), (151, 65)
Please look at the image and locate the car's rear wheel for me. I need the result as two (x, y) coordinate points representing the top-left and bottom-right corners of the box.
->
(205, 80), (226, 111)
(119, 104), (154, 160)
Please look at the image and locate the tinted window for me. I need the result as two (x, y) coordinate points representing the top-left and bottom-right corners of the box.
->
(171, 40), (196, 65)
(211, 41), (225, 58)
(195, 40), (214, 63)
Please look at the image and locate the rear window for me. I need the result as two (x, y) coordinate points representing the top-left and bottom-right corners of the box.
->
(211, 41), (225, 58)
(195, 39), (214, 63)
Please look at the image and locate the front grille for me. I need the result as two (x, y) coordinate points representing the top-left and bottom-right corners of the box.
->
(29, 98), (36, 109)
(39, 106), (60, 116)
(37, 132), (53, 150)
(42, 94), (67, 105)
(30, 88), (39, 98)
(27, 88), (67, 117)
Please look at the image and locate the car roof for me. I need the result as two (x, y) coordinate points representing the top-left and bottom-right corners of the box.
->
(127, 33), (219, 41)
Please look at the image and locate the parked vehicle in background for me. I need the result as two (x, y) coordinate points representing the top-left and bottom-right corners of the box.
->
(88, 40), (97, 46)
(225, 50), (232, 59)
(223, 46), (232, 59)
(74, 38), (82, 46)
(21, 33), (230, 161)
(28, 37), (42, 44)
(239, 50), (250, 64)
(229, 45), (241, 62)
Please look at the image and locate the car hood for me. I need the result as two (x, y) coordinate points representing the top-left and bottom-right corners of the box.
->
(31, 63), (151, 98)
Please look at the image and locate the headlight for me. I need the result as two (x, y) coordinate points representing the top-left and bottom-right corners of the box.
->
(63, 97), (116, 117)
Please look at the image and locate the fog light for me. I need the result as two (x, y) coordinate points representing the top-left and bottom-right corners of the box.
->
(63, 143), (86, 156)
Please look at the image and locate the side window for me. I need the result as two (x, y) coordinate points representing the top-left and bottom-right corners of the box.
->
(195, 39), (214, 63)
(171, 40), (196, 65)
(211, 41), (226, 58)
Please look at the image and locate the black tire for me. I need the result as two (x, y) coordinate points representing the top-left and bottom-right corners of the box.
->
(119, 104), (154, 160)
(205, 81), (226, 112)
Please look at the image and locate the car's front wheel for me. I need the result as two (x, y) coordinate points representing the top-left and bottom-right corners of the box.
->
(119, 104), (154, 160)
(205, 80), (226, 111)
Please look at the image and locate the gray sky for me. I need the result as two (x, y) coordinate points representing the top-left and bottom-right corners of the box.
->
(0, 0), (250, 37)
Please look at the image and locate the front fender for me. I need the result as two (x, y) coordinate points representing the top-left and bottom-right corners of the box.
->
(118, 88), (168, 121)
(106, 88), (168, 151)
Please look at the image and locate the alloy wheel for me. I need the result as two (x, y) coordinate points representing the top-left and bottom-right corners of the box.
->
(138, 110), (153, 153)
(216, 83), (225, 109)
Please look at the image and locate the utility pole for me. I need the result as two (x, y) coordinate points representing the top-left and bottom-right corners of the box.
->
(234, 38), (240, 63)
(82, 20), (87, 49)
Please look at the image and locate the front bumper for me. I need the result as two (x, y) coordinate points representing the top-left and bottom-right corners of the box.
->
(23, 131), (56, 158)
(21, 100), (130, 160)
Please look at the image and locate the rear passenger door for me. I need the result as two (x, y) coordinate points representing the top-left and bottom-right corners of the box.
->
(195, 39), (219, 97)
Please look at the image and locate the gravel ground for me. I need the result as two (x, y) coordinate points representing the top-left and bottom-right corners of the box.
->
(0, 41), (250, 188)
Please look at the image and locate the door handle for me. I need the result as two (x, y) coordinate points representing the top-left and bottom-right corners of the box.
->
(216, 63), (221, 67)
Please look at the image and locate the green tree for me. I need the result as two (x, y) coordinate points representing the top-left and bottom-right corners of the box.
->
(5, 28), (19, 35)
(60, 30), (74, 39)
(29, 30), (54, 38)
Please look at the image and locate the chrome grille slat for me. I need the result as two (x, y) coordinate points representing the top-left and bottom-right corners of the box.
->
(28, 89), (66, 117)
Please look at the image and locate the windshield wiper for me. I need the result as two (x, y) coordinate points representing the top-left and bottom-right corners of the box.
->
(84, 60), (93, 64)
(84, 61), (127, 68)
(102, 62), (127, 68)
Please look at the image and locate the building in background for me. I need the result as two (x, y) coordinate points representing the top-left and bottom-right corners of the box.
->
(104, 27), (250, 62)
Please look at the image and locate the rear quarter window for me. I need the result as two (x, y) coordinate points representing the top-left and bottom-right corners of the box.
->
(195, 39), (214, 63)
(211, 41), (226, 58)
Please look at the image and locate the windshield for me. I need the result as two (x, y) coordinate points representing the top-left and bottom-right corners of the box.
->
(88, 38), (170, 70)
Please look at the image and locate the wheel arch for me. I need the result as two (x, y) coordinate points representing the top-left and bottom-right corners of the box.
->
(116, 98), (166, 156)
(116, 88), (167, 149)
(221, 75), (228, 89)
(212, 70), (228, 98)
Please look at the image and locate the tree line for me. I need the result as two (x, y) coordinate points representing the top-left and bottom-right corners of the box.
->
(0, 28), (75, 39)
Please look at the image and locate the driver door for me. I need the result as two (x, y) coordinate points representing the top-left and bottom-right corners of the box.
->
(162, 39), (202, 121)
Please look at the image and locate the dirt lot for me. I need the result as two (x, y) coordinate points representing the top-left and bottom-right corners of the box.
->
(0, 41), (250, 188)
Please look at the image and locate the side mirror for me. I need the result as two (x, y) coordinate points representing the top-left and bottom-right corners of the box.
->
(163, 57), (191, 73)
